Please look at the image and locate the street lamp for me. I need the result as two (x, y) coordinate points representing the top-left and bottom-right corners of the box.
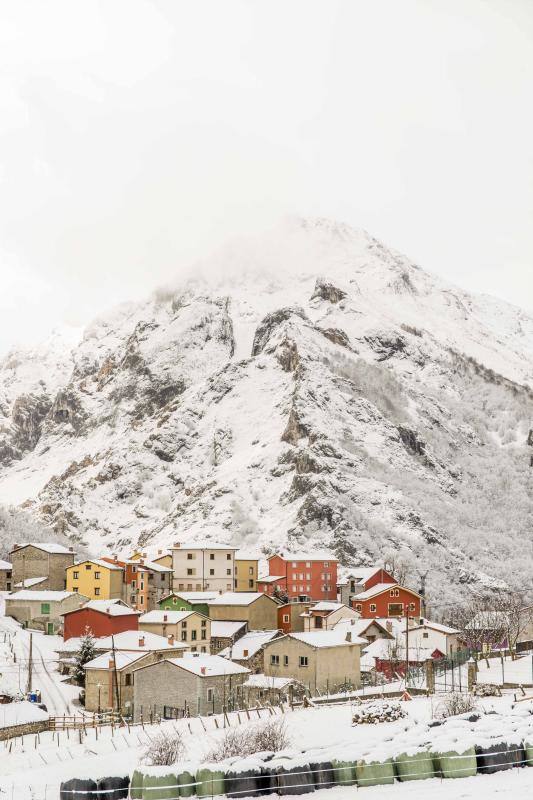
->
(97, 682), (102, 715)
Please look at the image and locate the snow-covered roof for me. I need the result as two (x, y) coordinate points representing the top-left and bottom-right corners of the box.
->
(62, 599), (140, 617)
(95, 630), (187, 651)
(208, 592), (266, 606)
(139, 610), (195, 624)
(333, 618), (393, 638)
(244, 674), (295, 689)
(269, 551), (336, 562)
(308, 601), (346, 613)
(71, 559), (123, 571)
(84, 650), (148, 671)
(257, 575), (284, 584)
(363, 638), (436, 662)
(0, 700), (49, 729)
(125, 559), (172, 574)
(0, 560), (12, 571)
(210, 620), (247, 638)
(285, 630), (367, 648)
(12, 542), (73, 555)
(171, 591), (220, 602)
(166, 653), (250, 677)
(172, 541), (238, 551)
(6, 590), (79, 602)
(353, 582), (420, 601)
(410, 618), (460, 635)
(14, 576), (47, 589)
(219, 630), (280, 660)
(373, 617), (405, 638)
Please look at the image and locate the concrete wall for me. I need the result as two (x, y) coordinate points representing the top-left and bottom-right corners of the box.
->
(139, 613), (211, 651)
(172, 547), (235, 593)
(0, 567), (12, 592)
(5, 593), (88, 633)
(234, 559), (258, 592)
(10, 546), (75, 591)
(263, 637), (361, 693)
(208, 597), (279, 630)
(133, 660), (248, 719)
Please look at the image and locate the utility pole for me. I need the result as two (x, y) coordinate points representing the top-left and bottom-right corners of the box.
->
(26, 633), (33, 695)
(111, 635), (121, 715)
(404, 613), (409, 690)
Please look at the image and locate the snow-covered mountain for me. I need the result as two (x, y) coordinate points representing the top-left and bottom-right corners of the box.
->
(1, 218), (532, 606)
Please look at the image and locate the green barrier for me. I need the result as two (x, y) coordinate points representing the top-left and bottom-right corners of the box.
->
(196, 767), (225, 798)
(394, 751), (435, 782)
(355, 758), (395, 787)
(131, 770), (145, 799)
(332, 760), (357, 787)
(178, 769), (197, 797)
(524, 742), (533, 767)
(433, 747), (477, 779)
(142, 772), (179, 799)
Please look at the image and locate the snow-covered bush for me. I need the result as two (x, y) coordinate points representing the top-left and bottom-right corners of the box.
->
(474, 683), (501, 697)
(142, 730), (186, 765)
(437, 692), (477, 718)
(352, 700), (407, 724)
(206, 719), (290, 761)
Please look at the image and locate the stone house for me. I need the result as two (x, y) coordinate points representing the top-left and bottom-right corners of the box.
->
(263, 629), (366, 694)
(209, 620), (247, 654)
(10, 543), (75, 591)
(5, 590), (88, 634)
(333, 617), (395, 644)
(139, 610), (210, 652)
(208, 592), (280, 630)
(0, 560), (12, 592)
(218, 630), (281, 673)
(301, 601), (359, 631)
(133, 653), (250, 719)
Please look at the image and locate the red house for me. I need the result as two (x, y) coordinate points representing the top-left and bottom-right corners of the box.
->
(257, 552), (338, 602)
(350, 568), (422, 619)
(61, 599), (140, 641)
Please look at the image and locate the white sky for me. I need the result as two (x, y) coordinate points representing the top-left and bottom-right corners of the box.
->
(0, 0), (532, 354)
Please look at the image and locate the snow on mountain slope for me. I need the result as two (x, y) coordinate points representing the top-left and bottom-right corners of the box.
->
(0, 218), (532, 605)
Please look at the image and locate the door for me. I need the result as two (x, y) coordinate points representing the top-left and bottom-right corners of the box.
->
(47, 622), (54, 635)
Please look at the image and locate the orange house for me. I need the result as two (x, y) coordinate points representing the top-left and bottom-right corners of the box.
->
(257, 552), (338, 602)
(352, 583), (422, 619)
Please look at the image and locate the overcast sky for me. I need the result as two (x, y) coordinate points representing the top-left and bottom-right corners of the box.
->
(0, 0), (532, 355)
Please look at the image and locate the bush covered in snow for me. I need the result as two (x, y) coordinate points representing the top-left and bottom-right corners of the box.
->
(142, 730), (186, 765)
(436, 692), (477, 718)
(206, 719), (290, 761)
(474, 683), (501, 697)
(351, 700), (407, 724)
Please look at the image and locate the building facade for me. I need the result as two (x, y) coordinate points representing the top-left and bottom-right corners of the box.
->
(159, 591), (219, 616)
(65, 559), (123, 601)
(234, 553), (259, 592)
(301, 602), (359, 631)
(139, 610), (211, 652)
(172, 542), (238, 593)
(62, 599), (140, 640)
(5, 590), (88, 634)
(257, 552), (338, 602)
(208, 593), (280, 630)
(0, 560), (12, 592)
(10, 543), (75, 591)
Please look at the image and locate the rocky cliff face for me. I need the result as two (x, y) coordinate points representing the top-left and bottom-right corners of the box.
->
(1, 218), (532, 605)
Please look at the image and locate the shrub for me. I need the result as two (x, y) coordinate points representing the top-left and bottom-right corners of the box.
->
(142, 730), (186, 766)
(474, 683), (501, 697)
(437, 692), (477, 718)
(206, 719), (290, 762)
(352, 700), (407, 724)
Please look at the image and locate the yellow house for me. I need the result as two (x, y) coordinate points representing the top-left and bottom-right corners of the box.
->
(234, 553), (259, 592)
(66, 559), (123, 601)
(130, 550), (173, 570)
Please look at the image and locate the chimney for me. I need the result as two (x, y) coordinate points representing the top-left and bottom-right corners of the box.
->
(167, 634), (174, 645)
(174, 542), (181, 548)
(13, 543), (19, 550)
(386, 621), (393, 633)
(243, 649), (249, 657)
(158, 549), (162, 555)
(113, 554), (118, 563)
(200, 666), (206, 675)
(69, 547), (74, 552)
(108, 658), (114, 670)
(350, 619), (355, 626)
(138, 636), (145, 647)
(345, 632), (352, 642)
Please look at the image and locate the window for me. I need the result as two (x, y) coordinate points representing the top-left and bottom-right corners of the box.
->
(226, 584), (231, 590)
(369, 604), (377, 613)
(73, 586), (78, 593)
(178, 584), (184, 590)
(73, 571), (79, 580)
(210, 554), (215, 560)
(324, 562), (329, 567)
(187, 569), (193, 576)
(306, 585), (310, 592)
(207, 688), (214, 702)
(130, 595), (136, 604)
(132, 580), (136, 589)
(191, 646), (197, 652)
(201, 646), (206, 653)
(210, 569), (215, 576)
(163, 705), (181, 719)
(181, 621), (187, 628)
(226, 569), (231, 576)
(248, 580), (254, 588)
(41, 603), (50, 615)
(226, 553), (231, 560)
(299, 573), (304, 580)
(201, 619), (207, 627)
(283, 655), (289, 666)
(94, 588), (100, 596)
(201, 629), (206, 640)
(270, 654), (280, 665)
(306, 574), (311, 580)
(85, 564), (92, 570)
(306, 562), (311, 568)
(423, 632), (429, 639)
(187, 583), (193, 590)
(388, 603), (404, 616)
(172, 597), (177, 605)
(94, 571), (100, 580)
(355, 604), (362, 612)
(181, 631), (187, 641)
(249, 567), (254, 575)
(191, 630), (197, 641)
(132, 566), (137, 573)
(409, 602), (416, 612)
(292, 585), (297, 592)
(140, 582), (144, 590)
(390, 589), (395, 597)
(283, 614), (290, 623)
(125, 674), (132, 686)
(187, 553), (194, 560)
(299, 656), (308, 667)
(394, 589), (400, 598)
(292, 562), (297, 568)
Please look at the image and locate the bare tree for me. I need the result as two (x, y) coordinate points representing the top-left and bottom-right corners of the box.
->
(447, 594), (508, 658)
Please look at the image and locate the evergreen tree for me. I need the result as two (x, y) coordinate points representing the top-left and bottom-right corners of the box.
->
(74, 628), (96, 687)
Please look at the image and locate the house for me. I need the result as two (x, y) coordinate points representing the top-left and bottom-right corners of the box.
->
(361, 637), (437, 680)
(243, 674), (301, 707)
(351, 583), (422, 619)
(517, 606), (533, 652)
(5, 590), (88, 634)
(406, 618), (462, 657)
(258, 552), (338, 602)
(61, 599), (140, 641)
(301, 601), (359, 631)
(133, 652), (250, 719)
(159, 591), (219, 617)
(0, 560), (12, 592)
(333, 617), (395, 644)
(130, 549), (173, 570)
(263, 629), (366, 694)
(139, 610), (210, 652)
(84, 650), (152, 715)
(208, 592), (280, 630)
(101, 555), (172, 612)
(219, 630), (281, 673)
(210, 620), (248, 654)
(172, 541), (239, 593)
(65, 559), (123, 601)
(234, 552), (259, 592)
(9, 542), (75, 591)
(277, 602), (311, 634)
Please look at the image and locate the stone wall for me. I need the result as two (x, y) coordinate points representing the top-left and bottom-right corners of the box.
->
(0, 719), (49, 742)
